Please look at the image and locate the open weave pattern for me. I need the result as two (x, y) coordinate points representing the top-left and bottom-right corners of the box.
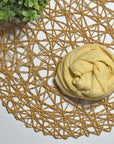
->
(0, 0), (114, 139)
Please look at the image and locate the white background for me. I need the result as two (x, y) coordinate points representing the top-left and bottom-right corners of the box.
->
(0, 100), (114, 144)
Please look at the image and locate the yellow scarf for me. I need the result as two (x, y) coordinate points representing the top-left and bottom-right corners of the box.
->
(55, 44), (114, 101)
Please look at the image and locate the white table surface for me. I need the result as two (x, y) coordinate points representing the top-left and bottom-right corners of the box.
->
(0, 100), (114, 144)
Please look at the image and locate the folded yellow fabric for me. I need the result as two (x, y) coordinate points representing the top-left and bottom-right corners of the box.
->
(55, 44), (114, 101)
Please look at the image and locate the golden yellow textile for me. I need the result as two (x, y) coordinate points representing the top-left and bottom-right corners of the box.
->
(55, 44), (114, 101)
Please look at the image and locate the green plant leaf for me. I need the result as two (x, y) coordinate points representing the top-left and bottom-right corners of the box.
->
(3, 0), (8, 3)
(23, 16), (29, 22)
(18, 0), (23, 5)
(22, 11), (28, 16)
(33, 4), (39, 10)
(28, 0), (33, 7)
(0, 0), (50, 22)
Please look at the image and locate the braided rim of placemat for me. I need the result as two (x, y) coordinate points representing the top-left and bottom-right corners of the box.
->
(0, 0), (114, 139)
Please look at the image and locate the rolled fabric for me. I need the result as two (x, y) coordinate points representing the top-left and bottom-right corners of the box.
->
(55, 44), (114, 101)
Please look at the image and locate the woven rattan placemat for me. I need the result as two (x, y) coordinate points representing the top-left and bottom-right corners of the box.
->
(0, 0), (114, 139)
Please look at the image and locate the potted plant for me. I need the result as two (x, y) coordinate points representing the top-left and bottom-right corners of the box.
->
(0, 0), (50, 22)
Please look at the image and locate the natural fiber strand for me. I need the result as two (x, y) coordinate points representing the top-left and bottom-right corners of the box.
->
(0, 0), (114, 139)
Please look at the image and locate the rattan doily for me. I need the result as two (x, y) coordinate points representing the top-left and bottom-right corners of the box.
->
(0, 0), (114, 139)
